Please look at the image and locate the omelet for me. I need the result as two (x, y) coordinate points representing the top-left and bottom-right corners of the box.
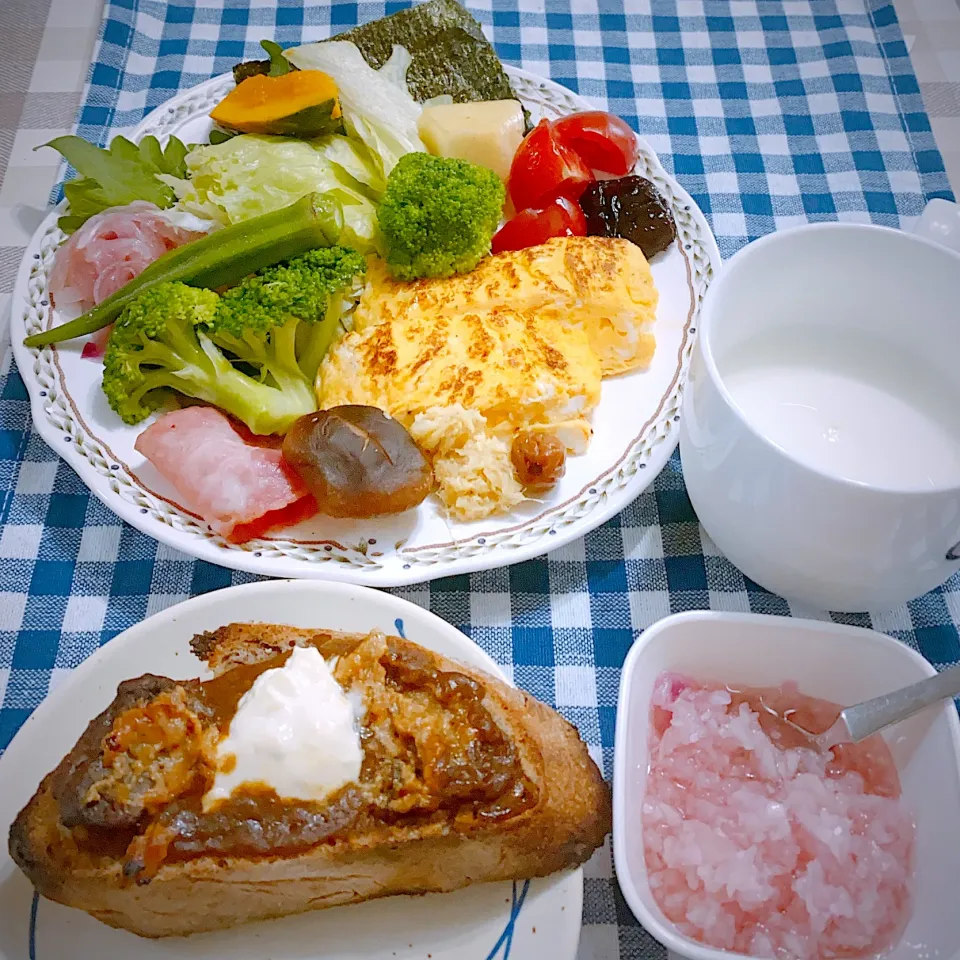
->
(320, 304), (602, 521)
(322, 305), (601, 433)
(318, 235), (658, 522)
(353, 235), (658, 377)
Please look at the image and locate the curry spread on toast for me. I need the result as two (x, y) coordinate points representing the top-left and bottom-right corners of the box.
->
(14, 629), (537, 885)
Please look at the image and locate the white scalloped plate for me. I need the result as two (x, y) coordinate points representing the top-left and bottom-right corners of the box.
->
(11, 66), (720, 585)
(0, 580), (582, 960)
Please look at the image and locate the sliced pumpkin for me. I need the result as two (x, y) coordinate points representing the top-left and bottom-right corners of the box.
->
(210, 70), (342, 138)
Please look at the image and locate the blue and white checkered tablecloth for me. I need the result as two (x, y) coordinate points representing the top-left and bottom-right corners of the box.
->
(1, 1), (956, 957)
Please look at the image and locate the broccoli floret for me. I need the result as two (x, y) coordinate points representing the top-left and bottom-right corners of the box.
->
(102, 247), (366, 436)
(377, 152), (505, 281)
(212, 246), (367, 385)
(102, 282), (312, 435)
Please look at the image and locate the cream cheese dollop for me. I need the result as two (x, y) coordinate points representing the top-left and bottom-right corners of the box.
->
(203, 644), (362, 810)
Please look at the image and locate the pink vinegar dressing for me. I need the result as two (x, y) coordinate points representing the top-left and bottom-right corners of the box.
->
(642, 673), (915, 959)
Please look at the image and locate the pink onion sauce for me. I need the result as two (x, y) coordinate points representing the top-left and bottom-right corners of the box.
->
(642, 673), (915, 958)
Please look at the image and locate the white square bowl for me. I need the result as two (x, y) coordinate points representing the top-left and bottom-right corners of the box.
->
(612, 611), (960, 960)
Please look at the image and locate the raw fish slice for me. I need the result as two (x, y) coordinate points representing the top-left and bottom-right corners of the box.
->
(92, 261), (140, 304)
(49, 201), (206, 313)
(49, 242), (98, 307)
(134, 407), (316, 543)
(85, 235), (164, 270)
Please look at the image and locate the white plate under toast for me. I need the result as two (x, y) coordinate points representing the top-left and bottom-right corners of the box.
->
(10, 65), (720, 586)
(0, 581), (585, 960)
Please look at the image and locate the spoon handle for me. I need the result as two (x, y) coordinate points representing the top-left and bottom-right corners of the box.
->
(841, 663), (960, 743)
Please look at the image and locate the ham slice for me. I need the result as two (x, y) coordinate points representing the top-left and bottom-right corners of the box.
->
(134, 407), (317, 543)
(50, 201), (207, 313)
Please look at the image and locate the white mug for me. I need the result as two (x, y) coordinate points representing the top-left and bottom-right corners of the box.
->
(679, 218), (960, 612)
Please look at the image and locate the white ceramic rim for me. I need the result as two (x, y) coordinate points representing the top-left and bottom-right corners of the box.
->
(1, 578), (584, 960)
(611, 610), (960, 960)
(696, 221), (960, 497)
(10, 65), (722, 587)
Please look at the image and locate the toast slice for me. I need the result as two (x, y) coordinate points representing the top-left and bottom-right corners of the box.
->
(9, 623), (610, 938)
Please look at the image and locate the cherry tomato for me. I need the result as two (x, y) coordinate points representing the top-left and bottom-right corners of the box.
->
(491, 196), (587, 255)
(507, 119), (594, 212)
(552, 111), (639, 176)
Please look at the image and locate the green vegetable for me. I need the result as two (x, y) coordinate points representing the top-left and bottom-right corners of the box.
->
(165, 134), (381, 254)
(261, 40), (293, 77)
(23, 192), (344, 349)
(378, 152), (504, 281)
(214, 246), (367, 386)
(285, 42), (425, 181)
(319, 135), (386, 200)
(208, 129), (237, 146)
(232, 39), (297, 84)
(102, 247), (366, 435)
(41, 134), (188, 233)
(101, 285), (237, 426)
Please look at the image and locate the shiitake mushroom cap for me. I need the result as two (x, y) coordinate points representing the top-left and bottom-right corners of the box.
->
(578, 175), (677, 260)
(283, 405), (434, 518)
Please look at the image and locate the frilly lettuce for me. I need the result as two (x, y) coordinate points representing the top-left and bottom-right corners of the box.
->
(285, 41), (425, 180)
(42, 134), (188, 234)
(161, 134), (381, 255)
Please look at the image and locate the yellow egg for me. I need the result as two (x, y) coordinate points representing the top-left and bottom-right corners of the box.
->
(318, 236), (658, 521)
(353, 235), (658, 376)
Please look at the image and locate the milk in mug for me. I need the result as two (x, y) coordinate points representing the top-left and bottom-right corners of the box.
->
(720, 328), (960, 490)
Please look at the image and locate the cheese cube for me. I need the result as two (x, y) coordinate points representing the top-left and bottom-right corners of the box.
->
(418, 99), (525, 182)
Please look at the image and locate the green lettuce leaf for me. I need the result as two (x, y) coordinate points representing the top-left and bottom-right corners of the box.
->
(316, 134), (386, 200)
(285, 41), (425, 181)
(163, 134), (381, 256)
(41, 134), (189, 233)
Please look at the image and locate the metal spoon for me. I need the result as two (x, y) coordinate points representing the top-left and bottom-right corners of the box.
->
(790, 663), (960, 751)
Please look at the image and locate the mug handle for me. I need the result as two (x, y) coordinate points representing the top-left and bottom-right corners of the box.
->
(913, 200), (960, 565)
(912, 198), (960, 254)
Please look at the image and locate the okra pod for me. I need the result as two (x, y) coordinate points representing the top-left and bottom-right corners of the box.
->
(24, 192), (344, 349)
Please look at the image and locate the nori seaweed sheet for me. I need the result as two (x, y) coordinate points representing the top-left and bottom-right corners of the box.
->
(232, 0), (526, 118)
(233, 59), (271, 84)
(334, 0), (521, 106)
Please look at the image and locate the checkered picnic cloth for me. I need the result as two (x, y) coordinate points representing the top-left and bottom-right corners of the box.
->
(0, 2), (956, 957)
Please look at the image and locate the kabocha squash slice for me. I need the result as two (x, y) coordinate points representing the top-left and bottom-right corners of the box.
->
(210, 71), (342, 138)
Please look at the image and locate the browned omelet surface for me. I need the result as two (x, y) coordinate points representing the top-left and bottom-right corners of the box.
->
(352, 235), (658, 376)
(317, 236), (658, 520)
